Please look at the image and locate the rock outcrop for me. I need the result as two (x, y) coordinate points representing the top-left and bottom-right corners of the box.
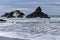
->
(1, 13), (9, 17)
(1, 10), (25, 18)
(14, 10), (25, 18)
(1, 7), (50, 18)
(26, 7), (50, 18)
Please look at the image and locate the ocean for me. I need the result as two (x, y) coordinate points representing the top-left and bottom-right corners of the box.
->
(0, 15), (60, 40)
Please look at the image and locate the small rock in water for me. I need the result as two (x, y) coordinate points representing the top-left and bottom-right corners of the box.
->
(0, 19), (6, 22)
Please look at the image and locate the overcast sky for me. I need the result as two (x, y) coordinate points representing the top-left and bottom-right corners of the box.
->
(0, 0), (60, 15)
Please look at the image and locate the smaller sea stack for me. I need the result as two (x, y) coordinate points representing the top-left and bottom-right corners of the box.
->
(1, 10), (25, 18)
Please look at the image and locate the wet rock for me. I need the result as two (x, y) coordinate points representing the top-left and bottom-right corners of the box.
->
(14, 10), (25, 18)
(26, 7), (50, 18)
(1, 13), (9, 17)
(7, 12), (15, 18)
(1, 10), (25, 18)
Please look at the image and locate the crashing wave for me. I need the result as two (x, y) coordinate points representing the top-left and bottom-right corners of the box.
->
(0, 18), (60, 40)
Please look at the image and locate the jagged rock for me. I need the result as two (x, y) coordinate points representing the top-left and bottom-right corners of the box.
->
(26, 7), (50, 18)
(1, 10), (25, 18)
(14, 10), (25, 18)
(7, 12), (15, 18)
(1, 13), (9, 17)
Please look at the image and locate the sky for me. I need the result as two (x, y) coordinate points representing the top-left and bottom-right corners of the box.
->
(0, 0), (60, 15)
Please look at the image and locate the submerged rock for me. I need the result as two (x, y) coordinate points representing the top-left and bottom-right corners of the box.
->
(1, 10), (25, 18)
(26, 7), (50, 18)
(0, 19), (6, 22)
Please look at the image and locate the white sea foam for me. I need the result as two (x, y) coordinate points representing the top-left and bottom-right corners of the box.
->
(0, 18), (60, 40)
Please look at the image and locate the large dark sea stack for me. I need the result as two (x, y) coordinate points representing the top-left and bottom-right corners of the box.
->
(26, 7), (50, 18)
(1, 10), (25, 18)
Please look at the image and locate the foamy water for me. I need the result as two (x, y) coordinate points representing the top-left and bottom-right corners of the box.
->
(0, 18), (60, 40)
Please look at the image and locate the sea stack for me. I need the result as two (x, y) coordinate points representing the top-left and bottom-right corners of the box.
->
(1, 10), (25, 18)
(26, 6), (50, 18)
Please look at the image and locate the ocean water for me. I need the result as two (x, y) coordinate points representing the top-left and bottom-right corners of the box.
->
(0, 15), (60, 40)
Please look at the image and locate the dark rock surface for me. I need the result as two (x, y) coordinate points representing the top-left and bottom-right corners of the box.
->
(7, 12), (14, 18)
(26, 7), (50, 18)
(1, 13), (9, 17)
(1, 7), (50, 18)
(1, 10), (25, 18)
(14, 10), (25, 18)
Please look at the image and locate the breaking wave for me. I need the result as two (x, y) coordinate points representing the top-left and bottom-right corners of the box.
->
(0, 17), (60, 40)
